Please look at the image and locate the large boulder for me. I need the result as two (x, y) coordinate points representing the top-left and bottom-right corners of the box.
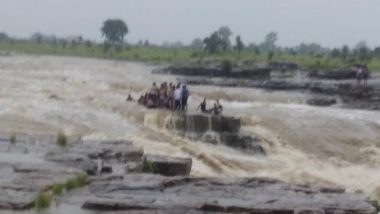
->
(143, 155), (192, 176)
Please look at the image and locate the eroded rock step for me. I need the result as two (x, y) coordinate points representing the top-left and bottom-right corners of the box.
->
(166, 114), (265, 154)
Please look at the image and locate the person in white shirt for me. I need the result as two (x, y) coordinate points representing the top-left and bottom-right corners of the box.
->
(174, 84), (183, 111)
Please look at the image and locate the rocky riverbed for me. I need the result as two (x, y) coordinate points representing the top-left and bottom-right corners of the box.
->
(0, 133), (376, 214)
(155, 61), (380, 110)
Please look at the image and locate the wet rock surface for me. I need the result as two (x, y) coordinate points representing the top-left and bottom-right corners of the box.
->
(0, 162), (83, 210)
(80, 174), (375, 214)
(166, 114), (265, 154)
(0, 134), (377, 213)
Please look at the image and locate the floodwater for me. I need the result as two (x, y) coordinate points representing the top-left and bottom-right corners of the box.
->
(1, 54), (380, 213)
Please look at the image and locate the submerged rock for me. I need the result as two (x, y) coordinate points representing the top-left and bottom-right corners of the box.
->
(307, 97), (337, 106)
(82, 174), (376, 213)
(166, 114), (265, 154)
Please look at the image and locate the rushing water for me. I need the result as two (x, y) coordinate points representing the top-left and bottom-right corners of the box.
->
(1, 54), (380, 210)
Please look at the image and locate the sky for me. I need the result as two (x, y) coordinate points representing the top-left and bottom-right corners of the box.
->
(0, 0), (379, 48)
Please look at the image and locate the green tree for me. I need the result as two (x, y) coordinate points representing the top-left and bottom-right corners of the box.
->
(218, 26), (233, 51)
(234, 35), (245, 52)
(203, 32), (223, 54)
(101, 19), (128, 44)
(340, 45), (350, 60)
(330, 48), (341, 58)
(357, 47), (371, 61)
(261, 31), (278, 52)
(190, 38), (203, 49)
(0, 32), (10, 42)
(373, 47), (380, 57)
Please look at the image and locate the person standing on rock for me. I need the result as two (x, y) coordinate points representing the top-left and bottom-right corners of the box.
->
(356, 66), (363, 85)
(212, 99), (223, 115)
(181, 85), (189, 112)
(363, 65), (369, 85)
(174, 83), (182, 111)
(197, 98), (210, 113)
(149, 82), (159, 107)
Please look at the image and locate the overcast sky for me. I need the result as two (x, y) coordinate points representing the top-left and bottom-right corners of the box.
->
(1, 0), (379, 48)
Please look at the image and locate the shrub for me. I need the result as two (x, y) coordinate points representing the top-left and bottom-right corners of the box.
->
(65, 174), (88, 191)
(143, 159), (158, 174)
(35, 192), (51, 210)
(51, 183), (64, 196)
(371, 200), (380, 213)
(56, 130), (67, 148)
(10, 134), (16, 145)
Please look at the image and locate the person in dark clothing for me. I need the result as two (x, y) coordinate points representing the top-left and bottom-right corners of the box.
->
(363, 64), (369, 85)
(181, 85), (189, 112)
(212, 99), (223, 115)
(197, 98), (210, 113)
(126, 94), (133, 101)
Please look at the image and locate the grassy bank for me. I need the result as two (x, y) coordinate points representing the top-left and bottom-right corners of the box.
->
(1, 41), (380, 71)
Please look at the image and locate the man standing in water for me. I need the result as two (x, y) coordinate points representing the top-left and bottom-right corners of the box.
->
(174, 83), (182, 111)
(212, 99), (223, 115)
(181, 85), (189, 112)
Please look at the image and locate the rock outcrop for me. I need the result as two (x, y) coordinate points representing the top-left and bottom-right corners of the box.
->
(143, 155), (192, 176)
(153, 62), (271, 79)
(0, 163), (84, 210)
(308, 70), (357, 80)
(81, 174), (376, 214)
(165, 114), (265, 154)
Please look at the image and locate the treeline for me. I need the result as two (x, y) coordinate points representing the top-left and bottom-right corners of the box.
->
(1, 19), (380, 71)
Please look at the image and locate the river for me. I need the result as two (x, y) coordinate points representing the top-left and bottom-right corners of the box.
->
(1, 54), (380, 210)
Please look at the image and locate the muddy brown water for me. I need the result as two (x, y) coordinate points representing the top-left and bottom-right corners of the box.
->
(1, 54), (380, 213)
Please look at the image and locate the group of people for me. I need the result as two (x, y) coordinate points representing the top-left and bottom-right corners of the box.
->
(354, 64), (370, 85)
(137, 82), (189, 111)
(197, 98), (224, 115)
(133, 82), (224, 115)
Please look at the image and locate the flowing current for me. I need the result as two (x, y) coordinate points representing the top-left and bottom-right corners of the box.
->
(1, 54), (380, 200)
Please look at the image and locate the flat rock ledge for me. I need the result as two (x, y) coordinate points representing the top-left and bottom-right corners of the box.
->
(0, 163), (83, 210)
(82, 174), (375, 214)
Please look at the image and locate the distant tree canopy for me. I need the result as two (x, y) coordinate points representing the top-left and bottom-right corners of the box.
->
(260, 31), (278, 52)
(0, 32), (10, 42)
(218, 26), (233, 51)
(203, 32), (224, 54)
(190, 38), (203, 49)
(101, 19), (128, 44)
(203, 26), (233, 54)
